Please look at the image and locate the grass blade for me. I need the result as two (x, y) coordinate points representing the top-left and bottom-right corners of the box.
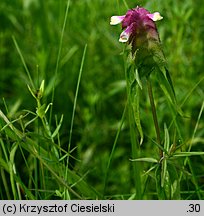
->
(12, 36), (35, 89)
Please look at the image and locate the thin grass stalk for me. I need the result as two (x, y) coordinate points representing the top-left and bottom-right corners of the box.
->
(103, 102), (127, 197)
(0, 168), (11, 199)
(49, 0), (71, 124)
(34, 158), (38, 199)
(16, 182), (22, 200)
(18, 145), (36, 199)
(179, 100), (204, 199)
(0, 141), (11, 199)
(34, 116), (40, 199)
(9, 144), (18, 199)
(64, 44), (87, 199)
(12, 36), (35, 90)
(187, 159), (202, 199)
(122, 0), (129, 10)
(146, 78), (162, 157)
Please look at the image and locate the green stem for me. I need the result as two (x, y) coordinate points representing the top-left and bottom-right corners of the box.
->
(128, 104), (142, 199)
(146, 78), (162, 157)
(125, 63), (142, 199)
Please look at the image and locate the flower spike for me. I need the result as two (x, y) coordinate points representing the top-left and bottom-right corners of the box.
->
(110, 6), (163, 52)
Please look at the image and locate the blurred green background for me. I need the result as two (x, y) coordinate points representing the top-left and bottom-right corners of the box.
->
(0, 0), (204, 199)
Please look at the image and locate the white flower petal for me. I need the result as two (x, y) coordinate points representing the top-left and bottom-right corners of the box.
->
(119, 37), (128, 42)
(147, 12), (163, 21)
(119, 30), (130, 43)
(110, 15), (125, 25)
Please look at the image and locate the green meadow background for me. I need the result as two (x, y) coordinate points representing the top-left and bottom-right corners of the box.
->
(0, 0), (203, 199)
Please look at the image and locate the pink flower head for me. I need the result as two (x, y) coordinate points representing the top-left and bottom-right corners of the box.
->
(110, 6), (163, 53)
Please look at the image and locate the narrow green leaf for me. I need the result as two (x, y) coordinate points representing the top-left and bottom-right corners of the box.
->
(131, 84), (144, 145)
(143, 164), (158, 176)
(27, 84), (36, 99)
(135, 68), (143, 89)
(0, 109), (101, 199)
(173, 152), (204, 157)
(161, 159), (167, 188)
(52, 114), (64, 139)
(44, 103), (53, 114)
(128, 193), (136, 200)
(55, 190), (63, 198)
(15, 175), (36, 200)
(0, 157), (9, 172)
(12, 36), (35, 89)
(157, 69), (176, 104)
(38, 79), (45, 99)
(164, 124), (170, 153)
(157, 68), (183, 116)
(162, 167), (171, 199)
(130, 157), (158, 163)
(155, 165), (166, 200)
(9, 143), (19, 199)
(168, 163), (180, 199)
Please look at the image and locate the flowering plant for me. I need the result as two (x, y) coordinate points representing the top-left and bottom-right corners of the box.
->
(110, 6), (181, 199)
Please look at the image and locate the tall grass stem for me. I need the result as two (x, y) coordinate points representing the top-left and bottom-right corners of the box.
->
(146, 78), (162, 157)
(49, 0), (71, 124)
(64, 44), (87, 198)
(12, 36), (35, 90)
(103, 102), (127, 197)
